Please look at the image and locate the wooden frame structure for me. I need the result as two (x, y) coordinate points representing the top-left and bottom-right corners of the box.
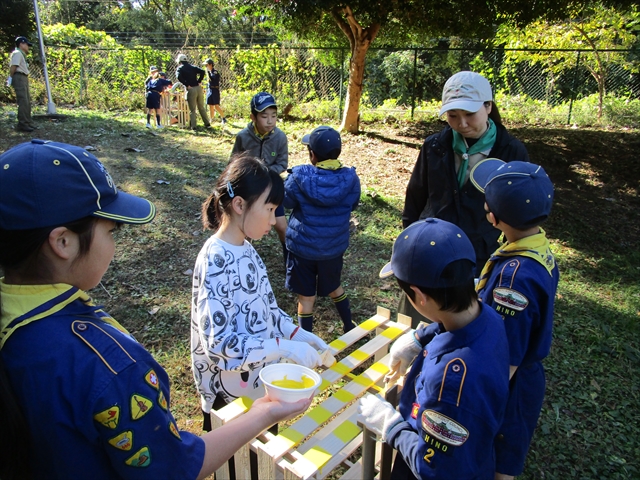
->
(210, 307), (413, 480)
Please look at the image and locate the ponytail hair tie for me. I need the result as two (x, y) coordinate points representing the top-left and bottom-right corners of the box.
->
(227, 181), (235, 198)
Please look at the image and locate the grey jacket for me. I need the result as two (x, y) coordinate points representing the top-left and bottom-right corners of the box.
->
(230, 123), (288, 174)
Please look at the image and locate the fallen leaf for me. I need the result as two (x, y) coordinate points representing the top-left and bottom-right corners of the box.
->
(183, 269), (193, 276)
(327, 325), (335, 333)
(125, 147), (144, 152)
(121, 132), (131, 137)
(156, 179), (170, 185)
(93, 133), (102, 137)
(148, 306), (160, 315)
(84, 145), (97, 151)
(380, 283), (393, 291)
(192, 231), (201, 236)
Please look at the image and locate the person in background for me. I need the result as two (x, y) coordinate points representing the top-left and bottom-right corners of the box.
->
(175, 53), (210, 130)
(231, 92), (289, 267)
(283, 126), (360, 334)
(144, 66), (172, 129)
(399, 71), (530, 327)
(203, 58), (227, 126)
(7, 36), (35, 132)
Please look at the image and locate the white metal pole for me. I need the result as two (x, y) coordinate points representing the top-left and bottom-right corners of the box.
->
(32, 0), (56, 114)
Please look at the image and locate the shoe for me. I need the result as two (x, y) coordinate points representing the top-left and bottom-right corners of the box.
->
(221, 118), (227, 125)
(146, 123), (152, 128)
(205, 124), (212, 129)
(17, 125), (34, 132)
(156, 124), (163, 129)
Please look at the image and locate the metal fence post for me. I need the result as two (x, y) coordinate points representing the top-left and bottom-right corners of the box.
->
(411, 48), (418, 119)
(273, 47), (278, 95)
(339, 48), (345, 121)
(79, 50), (86, 105)
(567, 51), (581, 125)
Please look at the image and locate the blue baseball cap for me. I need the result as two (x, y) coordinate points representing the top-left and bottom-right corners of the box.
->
(302, 126), (342, 160)
(250, 92), (277, 113)
(470, 159), (554, 229)
(15, 36), (32, 47)
(0, 140), (156, 230)
(380, 218), (476, 288)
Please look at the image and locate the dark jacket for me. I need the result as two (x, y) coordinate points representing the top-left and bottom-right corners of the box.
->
(231, 123), (288, 175)
(176, 62), (205, 87)
(402, 124), (529, 273)
(284, 164), (361, 260)
(206, 69), (220, 89)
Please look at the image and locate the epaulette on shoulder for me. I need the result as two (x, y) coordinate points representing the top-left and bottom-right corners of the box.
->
(71, 320), (136, 375)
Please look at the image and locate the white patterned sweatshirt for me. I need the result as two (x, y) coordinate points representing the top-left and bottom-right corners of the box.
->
(190, 236), (297, 411)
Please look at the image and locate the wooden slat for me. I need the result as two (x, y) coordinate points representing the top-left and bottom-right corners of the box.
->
(257, 320), (409, 479)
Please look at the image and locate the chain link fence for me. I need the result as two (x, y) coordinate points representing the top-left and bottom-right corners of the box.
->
(2, 44), (639, 126)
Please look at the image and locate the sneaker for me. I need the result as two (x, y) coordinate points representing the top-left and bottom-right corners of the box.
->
(17, 125), (34, 132)
(343, 322), (357, 334)
(156, 124), (163, 129)
(146, 123), (152, 128)
(221, 117), (227, 125)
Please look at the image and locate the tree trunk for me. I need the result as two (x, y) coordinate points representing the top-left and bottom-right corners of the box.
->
(331, 6), (381, 133)
(341, 41), (370, 133)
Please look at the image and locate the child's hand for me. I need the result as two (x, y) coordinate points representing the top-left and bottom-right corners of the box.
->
(252, 394), (311, 424)
(358, 394), (403, 441)
(278, 338), (322, 368)
(385, 330), (422, 384)
(290, 327), (329, 352)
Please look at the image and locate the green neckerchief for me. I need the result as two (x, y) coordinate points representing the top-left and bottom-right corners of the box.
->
(452, 118), (497, 188)
(316, 159), (342, 170)
(476, 229), (555, 293)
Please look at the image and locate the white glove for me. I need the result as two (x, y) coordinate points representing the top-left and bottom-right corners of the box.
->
(290, 327), (329, 352)
(278, 338), (322, 368)
(358, 394), (403, 442)
(385, 330), (422, 384)
(6, 76), (12, 87)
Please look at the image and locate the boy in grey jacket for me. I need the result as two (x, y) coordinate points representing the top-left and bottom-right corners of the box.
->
(231, 92), (289, 264)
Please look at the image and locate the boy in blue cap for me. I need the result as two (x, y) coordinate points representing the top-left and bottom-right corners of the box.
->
(283, 126), (360, 333)
(470, 160), (559, 480)
(358, 218), (510, 479)
(231, 92), (289, 264)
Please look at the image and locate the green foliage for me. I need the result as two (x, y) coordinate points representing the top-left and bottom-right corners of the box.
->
(43, 22), (118, 47)
(0, 0), (35, 51)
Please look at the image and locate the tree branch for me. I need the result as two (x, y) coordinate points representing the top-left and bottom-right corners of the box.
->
(331, 7), (355, 50)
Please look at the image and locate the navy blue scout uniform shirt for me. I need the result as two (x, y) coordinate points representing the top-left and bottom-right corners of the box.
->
(386, 304), (510, 479)
(147, 78), (172, 94)
(207, 69), (220, 89)
(476, 231), (559, 474)
(176, 62), (205, 87)
(0, 285), (205, 478)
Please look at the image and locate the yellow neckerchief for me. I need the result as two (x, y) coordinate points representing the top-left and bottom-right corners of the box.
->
(253, 124), (272, 140)
(0, 280), (130, 350)
(316, 159), (343, 170)
(476, 229), (555, 292)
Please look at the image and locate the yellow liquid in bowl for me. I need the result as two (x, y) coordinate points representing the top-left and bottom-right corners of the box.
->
(271, 375), (316, 389)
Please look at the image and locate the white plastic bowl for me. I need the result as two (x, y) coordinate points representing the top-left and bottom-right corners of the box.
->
(259, 363), (321, 403)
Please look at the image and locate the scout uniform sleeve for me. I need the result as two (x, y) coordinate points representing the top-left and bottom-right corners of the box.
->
(387, 370), (499, 478)
(73, 320), (205, 478)
(92, 365), (205, 478)
(485, 259), (548, 367)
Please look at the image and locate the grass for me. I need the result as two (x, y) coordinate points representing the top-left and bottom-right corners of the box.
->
(1, 103), (639, 479)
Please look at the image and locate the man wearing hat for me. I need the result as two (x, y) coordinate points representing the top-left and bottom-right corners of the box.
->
(470, 159), (559, 480)
(8, 36), (35, 132)
(175, 53), (210, 130)
(203, 58), (227, 125)
(358, 218), (510, 479)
